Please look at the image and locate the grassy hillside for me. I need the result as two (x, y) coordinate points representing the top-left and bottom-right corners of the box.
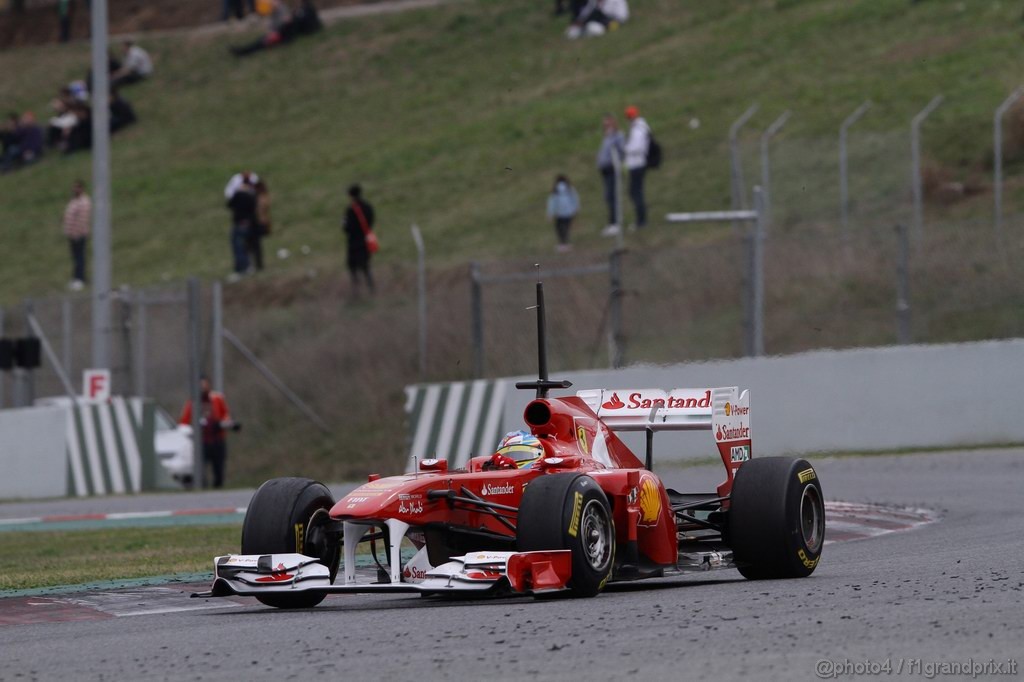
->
(3, 0), (1024, 300)
(4, 0), (1024, 482)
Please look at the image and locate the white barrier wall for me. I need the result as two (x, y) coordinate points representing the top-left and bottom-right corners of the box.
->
(0, 405), (69, 499)
(498, 340), (1024, 461)
(0, 398), (155, 499)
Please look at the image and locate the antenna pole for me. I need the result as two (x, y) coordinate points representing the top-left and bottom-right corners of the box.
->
(535, 281), (548, 396)
(514, 271), (573, 398)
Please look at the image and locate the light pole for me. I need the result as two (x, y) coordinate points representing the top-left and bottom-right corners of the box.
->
(90, 0), (113, 371)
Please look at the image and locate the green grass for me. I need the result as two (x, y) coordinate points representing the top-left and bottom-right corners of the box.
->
(0, 524), (241, 591)
(2, 0), (1024, 299)
(4, 0), (1024, 483)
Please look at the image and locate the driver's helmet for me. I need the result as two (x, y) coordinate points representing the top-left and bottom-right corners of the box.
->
(495, 430), (544, 469)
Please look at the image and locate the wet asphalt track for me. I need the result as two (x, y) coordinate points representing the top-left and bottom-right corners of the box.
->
(2, 449), (1023, 682)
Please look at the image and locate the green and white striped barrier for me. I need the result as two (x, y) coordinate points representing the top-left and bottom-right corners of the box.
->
(66, 397), (156, 497)
(404, 379), (508, 471)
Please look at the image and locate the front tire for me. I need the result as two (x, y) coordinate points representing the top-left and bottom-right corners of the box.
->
(728, 457), (825, 579)
(241, 477), (339, 608)
(517, 473), (614, 597)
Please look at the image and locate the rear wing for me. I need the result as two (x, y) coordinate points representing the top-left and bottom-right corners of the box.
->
(576, 387), (747, 433)
(576, 387), (752, 478)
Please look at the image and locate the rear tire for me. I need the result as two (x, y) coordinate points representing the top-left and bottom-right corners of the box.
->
(241, 477), (339, 608)
(517, 473), (614, 597)
(729, 457), (825, 579)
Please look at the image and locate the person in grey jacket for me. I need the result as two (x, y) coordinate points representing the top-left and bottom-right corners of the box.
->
(597, 114), (625, 236)
(546, 175), (580, 252)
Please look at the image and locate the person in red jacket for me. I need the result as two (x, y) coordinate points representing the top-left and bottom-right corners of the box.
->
(179, 377), (237, 488)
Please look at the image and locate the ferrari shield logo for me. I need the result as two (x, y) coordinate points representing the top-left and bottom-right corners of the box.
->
(576, 424), (590, 455)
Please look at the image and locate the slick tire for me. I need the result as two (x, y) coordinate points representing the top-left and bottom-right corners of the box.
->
(241, 477), (339, 608)
(517, 473), (614, 597)
(728, 457), (825, 580)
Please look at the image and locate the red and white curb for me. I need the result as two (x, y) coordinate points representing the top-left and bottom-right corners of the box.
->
(824, 501), (938, 544)
(0, 507), (247, 528)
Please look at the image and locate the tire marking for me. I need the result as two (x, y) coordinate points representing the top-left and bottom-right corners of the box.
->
(567, 492), (583, 538)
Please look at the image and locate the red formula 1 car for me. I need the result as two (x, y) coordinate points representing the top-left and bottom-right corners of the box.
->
(195, 284), (825, 608)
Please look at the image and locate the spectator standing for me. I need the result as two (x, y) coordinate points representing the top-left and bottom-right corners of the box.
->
(251, 180), (272, 271)
(623, 105), (650, 230)
(546, 175), (580, 252)
(62, 180), (91, 290)
(226, 178), (258, 279)
(597, 113), (625, 236)
(342, 184), (376, 295)
(178, 376), (236, 489)
(110, 40), (153, 89)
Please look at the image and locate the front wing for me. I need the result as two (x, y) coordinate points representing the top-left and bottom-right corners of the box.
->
(192, 550), (573, 600)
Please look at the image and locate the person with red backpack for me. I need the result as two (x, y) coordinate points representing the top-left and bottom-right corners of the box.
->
(342, 183), (377, 295)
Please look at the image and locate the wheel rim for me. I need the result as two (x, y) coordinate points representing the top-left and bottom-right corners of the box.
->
(580, 500), (612, 571)
(799, 484), (824, 553)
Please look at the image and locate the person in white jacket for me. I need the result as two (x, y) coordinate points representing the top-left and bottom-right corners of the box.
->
(567, 0), (629, 38)
(624, 105), (650, 229)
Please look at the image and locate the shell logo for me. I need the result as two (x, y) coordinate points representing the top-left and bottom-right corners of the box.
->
(725, 402), (731, 417)
(638, 476), (661, 526)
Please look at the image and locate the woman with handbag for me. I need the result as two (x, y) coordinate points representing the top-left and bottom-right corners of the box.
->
(342, 183), (377, 295)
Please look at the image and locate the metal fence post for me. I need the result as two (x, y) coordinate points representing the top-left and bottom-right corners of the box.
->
(120, 286), (133, 396)
(994, 87), (1023, 246)
(0, 307), (5, 408)
(741, 227), (754, 357)
(911, 95), (944, 244)
(133, 293), (147, 398)
(20, 299), (36, 406)
(839, 100), (872, 243)
(729, 103), (759, 232)
(608, 249), (625, 369)
(611, 148), (625, 249)
(759, 111), (792, 235)
(187, 278), (205, 488)
(212, 280), (224, 392)
(411, 225), (427, 378)
(470, 262), (483, 378)
(895, 224), (912, 344)
(752, 188), (766, 357)
(61, 296), (73, 380)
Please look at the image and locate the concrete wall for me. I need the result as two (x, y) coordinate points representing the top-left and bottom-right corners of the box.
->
(500, 339), (1024, 461)
(0, 405), (68, 499)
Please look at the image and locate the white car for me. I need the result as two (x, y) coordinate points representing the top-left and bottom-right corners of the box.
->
(154, 407), (194, 487)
